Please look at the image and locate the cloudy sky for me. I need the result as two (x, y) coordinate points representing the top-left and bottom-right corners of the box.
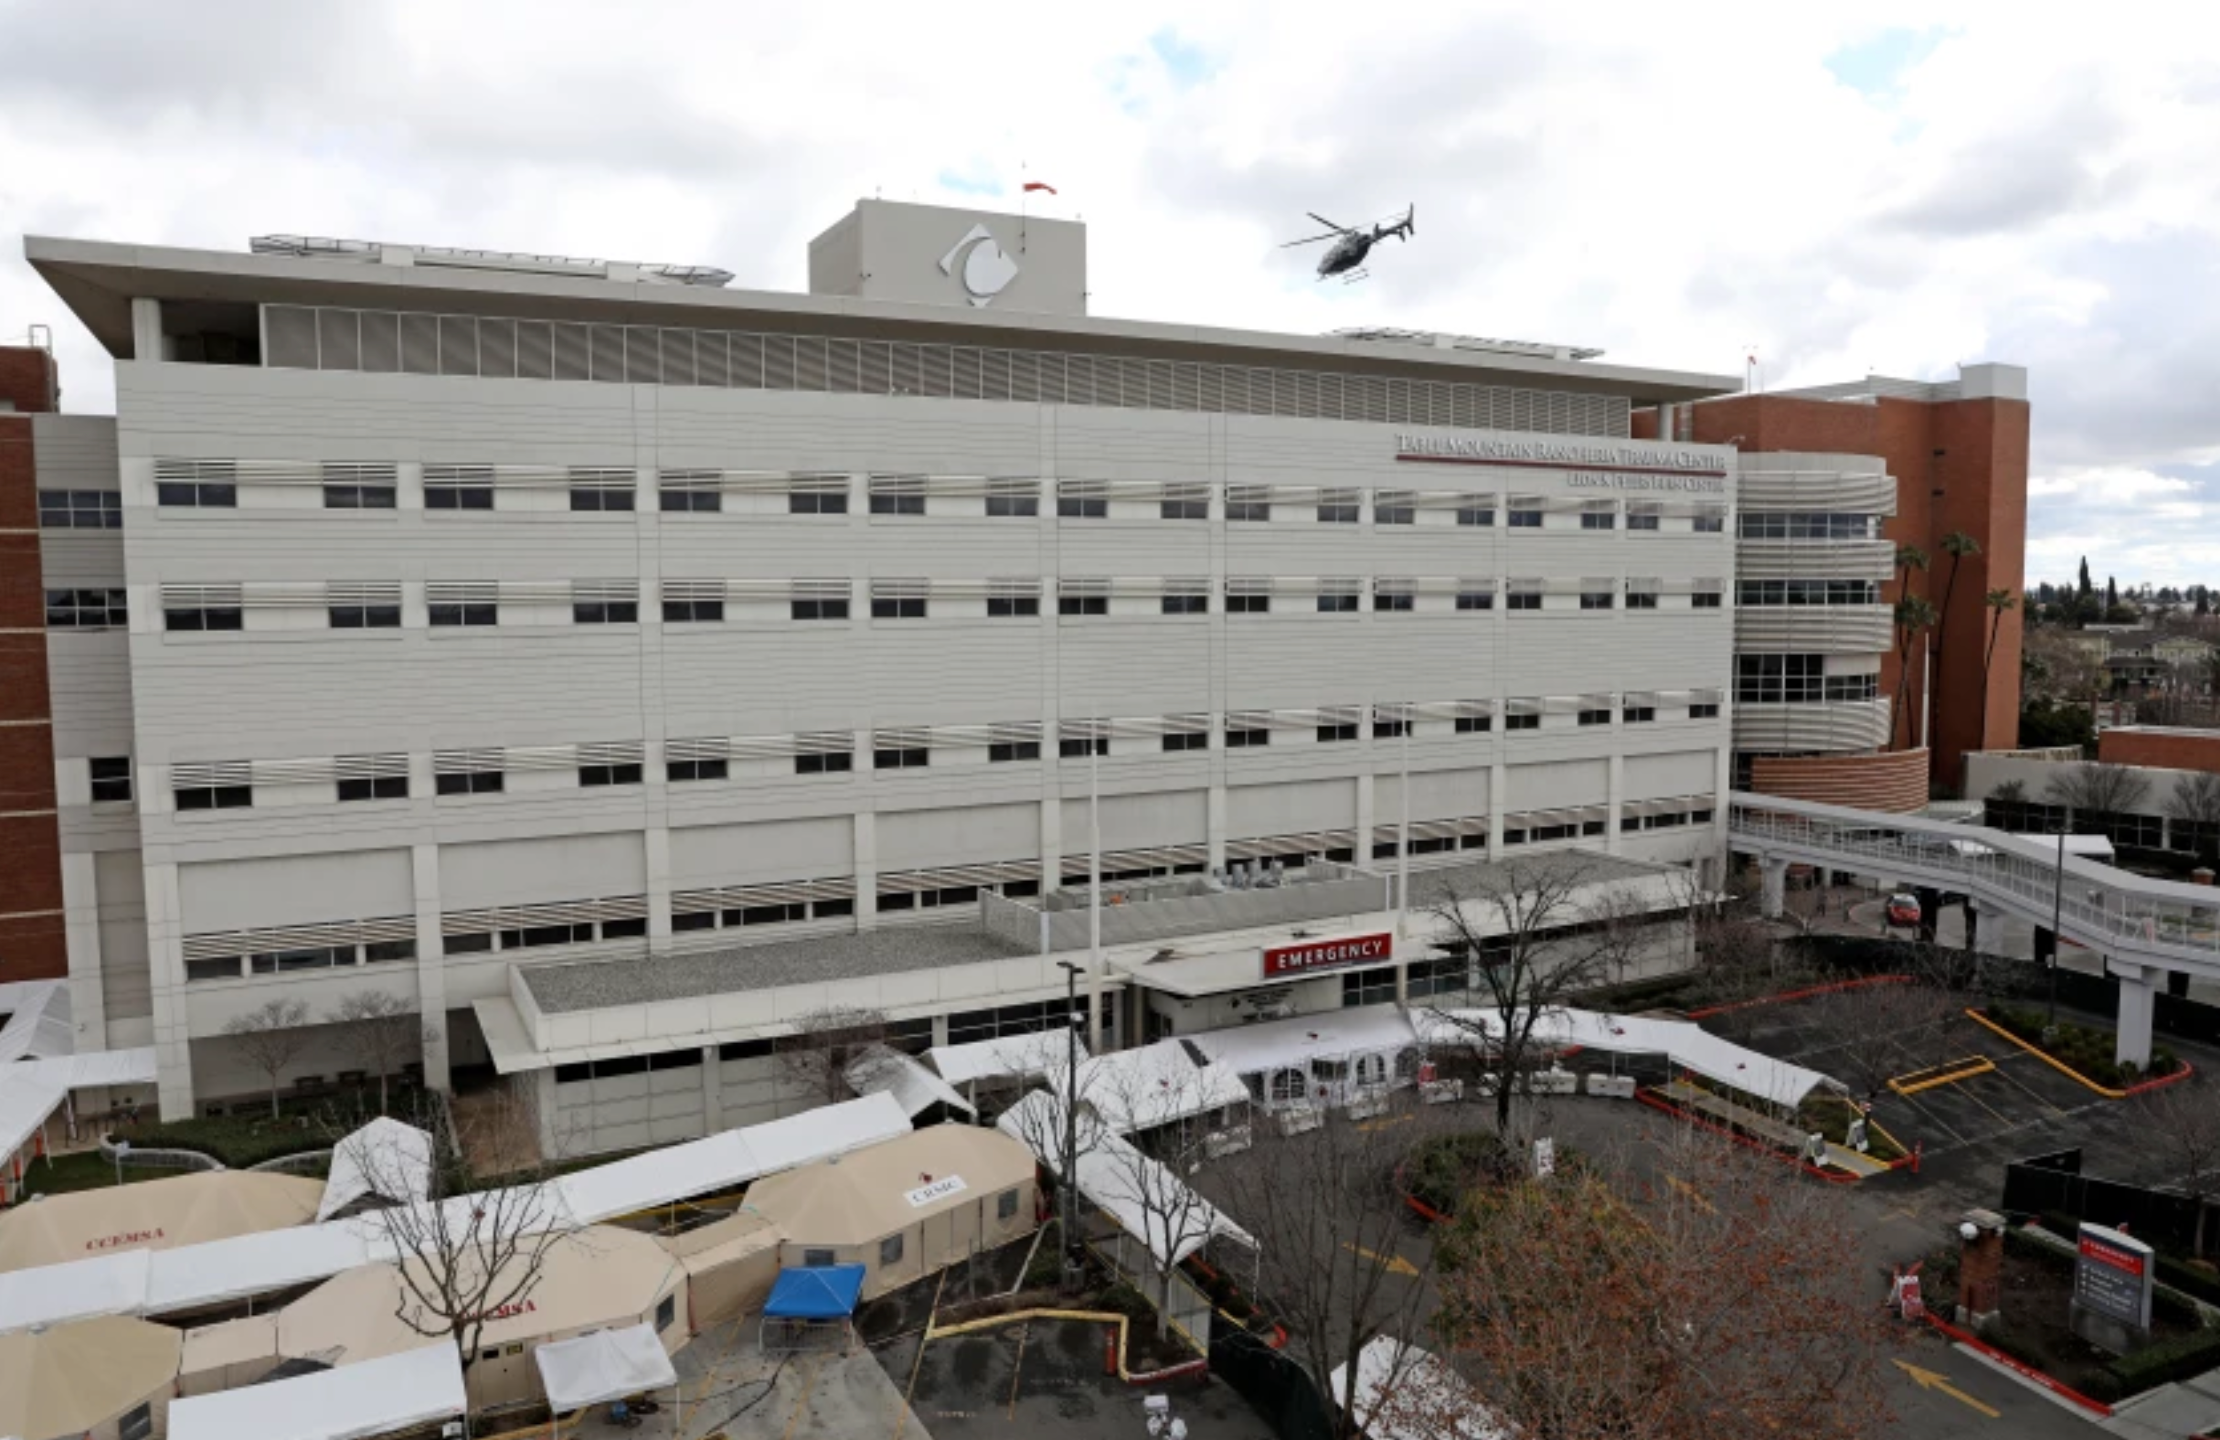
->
(1, 2), (2213, 587)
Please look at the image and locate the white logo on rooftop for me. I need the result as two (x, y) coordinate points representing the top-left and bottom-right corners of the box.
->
(939, 224), (1018, 307)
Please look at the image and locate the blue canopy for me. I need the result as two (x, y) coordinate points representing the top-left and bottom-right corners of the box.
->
(763, 1264), (867, 1320)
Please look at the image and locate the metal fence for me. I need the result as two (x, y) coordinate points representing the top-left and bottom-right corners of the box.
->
(1089, 1226), (1213, 1355)
(2002, 1149), (2203, 1253)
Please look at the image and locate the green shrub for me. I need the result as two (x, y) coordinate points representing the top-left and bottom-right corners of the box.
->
(2106, 1326), (2220, 1397)
(1977, 1007), (2180, 1088)
(1404, 1131), (1514, 1216)
(2157, 1255), (2220, 1306)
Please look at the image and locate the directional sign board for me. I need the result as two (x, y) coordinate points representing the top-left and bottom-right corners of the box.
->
(2074, 1221), (2154, 1329)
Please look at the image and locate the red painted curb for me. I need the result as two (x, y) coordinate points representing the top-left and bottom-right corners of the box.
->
(1125, 1358), (1209, 1385)
(1633, 1089), (1858, 1184)
(1403, 1192), (1452, 1224)
(1921, 1312), (2114, 1417)
(1686, 974), (1914, 1020)
(2123, 1058), (2196, 1096)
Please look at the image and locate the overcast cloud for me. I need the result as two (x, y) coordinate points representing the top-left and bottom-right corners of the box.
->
(1, 1), (2214, 586)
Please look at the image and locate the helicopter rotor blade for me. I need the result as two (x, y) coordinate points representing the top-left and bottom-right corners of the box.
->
(1278, 231), (1341, 248)
(1305, 212), (1349, 233)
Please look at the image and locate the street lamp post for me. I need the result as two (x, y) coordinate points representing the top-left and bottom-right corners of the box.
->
(2048, 825), (2066, 1029)
(1056, 958), (1085, 1291)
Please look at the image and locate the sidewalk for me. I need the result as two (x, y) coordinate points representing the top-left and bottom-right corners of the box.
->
(1657, 1079), (1890, 1179)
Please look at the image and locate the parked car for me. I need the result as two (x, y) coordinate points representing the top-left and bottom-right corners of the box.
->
(1886, 892), (1923, 927)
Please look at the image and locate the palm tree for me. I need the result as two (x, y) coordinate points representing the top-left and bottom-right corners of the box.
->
(1891, 545), (1932, 750)
(1933, 532), (1981, 671)
(1981, 589), (2018, 730)
(1891, 596), (1940, 750)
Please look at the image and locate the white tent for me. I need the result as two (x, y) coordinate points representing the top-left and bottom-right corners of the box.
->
(533, 1322), (678, 1412)
(1328, 1337), (1508, 1440)
(13, 1047), (158, 1091)
(1050, 1039), (1250, 1135)
(1186, 1004), (1422, 1107)
(843, 1045), (975, 1120)
(927, 1025), (1089, 1089)
(0, 982), (71, 1065)
(317, 1118), (435, 1222)
(1416, 1008), (1843, 1111)
(167, 1342), (466, 1440)
(0, 1072), (65, 1194)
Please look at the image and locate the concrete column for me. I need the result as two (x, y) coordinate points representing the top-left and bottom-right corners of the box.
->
(142, 861), (194, 1120)
(644, 825), (672, 950)
(1039, 792), (1063, 894)
(1963, 900), (1981, 955)
(700, 1046), (723, 1133)
(1759, 856), (1787, 919)
(2033, 926), (2057, 967)
(1488, 761), (1508, 854)
(1915, 886), (1942, 945)
(1355, 773), (1376, 862)
(853, 809), (878, 930)
(931, 1013), (950, 1046)
(130, 298), (162, 362)
(1605, 754), (1625, 856)
(2111, 959), (2156, 1071)
(410, 844), (452, 1093)
(1206, 784), (1227, 873)
(60, 852), (108, 1055)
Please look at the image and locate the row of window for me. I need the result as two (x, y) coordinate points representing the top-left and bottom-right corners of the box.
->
(1731, 655), (1882, 704)
(1736, 579), (1881, 606)
(183, 938), (417, 983)
(1736, 512), (1882, 541)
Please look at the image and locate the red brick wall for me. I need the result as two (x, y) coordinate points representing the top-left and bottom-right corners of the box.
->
(2099, 729), (2220, 775)
(0, 406), (65, 982)
(1747, 749), (1930, 813)
(0, 347), (58, 414)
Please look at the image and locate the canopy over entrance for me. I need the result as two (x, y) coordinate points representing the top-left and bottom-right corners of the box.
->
(534, 1322), (678, 1412)
(168, 1341), (465, 1440)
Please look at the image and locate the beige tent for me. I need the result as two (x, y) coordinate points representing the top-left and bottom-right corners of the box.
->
(272, 1223), (688, 1414)
(177, 1311), (282, 1396)
(659, 1209), (785, 1329)
(0, 1169), (324, 1273)
(0, 1313), (182, 1440)
(745, 1124), (1037, 1299)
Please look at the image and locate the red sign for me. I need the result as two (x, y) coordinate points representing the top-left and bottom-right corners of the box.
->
(1262, 932), (1393, 979)
(2080, 1236), (2146, 1277)
(86, 1228), (164, 1251)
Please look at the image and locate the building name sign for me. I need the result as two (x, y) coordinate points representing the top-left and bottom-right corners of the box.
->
(1564, 471), (1726, 493)
(2074, 1222), (2154, 1328)
(905, 1174), (969, 1208)
(1262, 931), (1394, 979)
(1395, 432), (1728, 484)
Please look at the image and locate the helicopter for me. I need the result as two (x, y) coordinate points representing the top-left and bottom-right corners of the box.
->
(1281, 205), (1415, 280)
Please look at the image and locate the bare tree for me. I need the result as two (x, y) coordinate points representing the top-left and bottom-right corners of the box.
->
(1987, 777), (2028, 804)
(1801, 980), (1964, 1101)
(775, 1005), (888, 1105)
(2044, 761), (2153, 819)
(2139, 1081), (2220, 1258)
(330, 990), (438, 1114)
(223, 998), (314, 1118)
(1418, 857), (1634, 1134)
(1401, 1121), (1889, 1440)
(352, 1089), (584, 1383)
(2166, 772), (2220, 858)
(1205, 1100), (1446, 1439)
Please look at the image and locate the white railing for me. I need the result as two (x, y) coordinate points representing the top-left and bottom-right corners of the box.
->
(1728, 791), (2220, 976)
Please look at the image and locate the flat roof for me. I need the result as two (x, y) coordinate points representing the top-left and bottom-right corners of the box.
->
(521, 925), (1035, 1015)
(24, 235), (1739, 404)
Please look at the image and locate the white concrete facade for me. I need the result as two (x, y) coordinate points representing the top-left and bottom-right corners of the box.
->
(26, 209), (1746, 1123)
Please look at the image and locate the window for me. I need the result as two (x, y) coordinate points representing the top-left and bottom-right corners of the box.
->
(37, 489), (121, 528)
(45, 588), (127, 629)
(502, 923), (594, 949)
(1507, 591), (1541, 611)
(1578, 707), (1611, 726)
(1735, 654), (1827, 704)
(740, 902), (808, 926)
(1691, 702), (1721, 719)
(1163, 732), (1207, 752)
(871, 597), (927, 619)
(663, 597), (724, 623)
(1623, 706), (1657, 724)
(1455, 715), (1491, 733)
(165, 603), (243, 632)
(1692, 588), (1723, 609)
(1374, 492), (1416, 525)
(1317, 723), (1359, 743)
(656, 1294), (677, 1332)
(1456, 588), (1494, 611)
(580, 762), (644, 786)
(423, 480), (493, 510)
(176, 783), (252, 811)
(789, 489), (847, 515)
(90, 757), (132, 803)
(1160, 489), (1210, 520)
(1227, 594), (1271, 614)
(119, 1403), (152, 1440)
(1060, 736), (1108, 758)
(1456, 505), (1494, 527)
(1225, 726), (1270, 748)
(1693, 512), (1725, 533)
(185, 957), (242, 983)
(1374, 717), (1408, 739)
(1508, 507), (1543, 528)
(1317, 492), (1360, 524)
(338, 775), (408, 802)
(364, 940), (416, 963)
(1316, 593), (1357, 614)
(988, 594), (1041, 617)
(156, 480), (236, 508)
(436, 769), (503, 795)
(1627, 510), (1661, 531)
(986, 487), (1039, 518)
(880, 1233), (905, 1266)
(1058, 594), (1108, 617)
(875, 747), (930, 769)
(803, 1248), (837, 1269)
(1057, 493), (1107, 519)
(1375, 591), (1414, 612)
(1161, 594), (1207, 615)
(998, 1187), (1020, 1221)
(430, 600), (496, 627)
(1504, 712), (1540, 732)
(574, 597), (638, 624)
(318, 479), (396, 508)
(1737, 579), (1881, 606)
(1342, 967), (1397, 1008)
(990, 741), (1041, 763)
(1737, 512), (1872, 539)
(443, 933), (495, 955)
(660, 487), (720, 512)
(1579, 591), (1613, 610)
(1580, 510), (1615, 530)
(1225, 489), (1271, 522)
(796, 752), (853, 774)
(570, 484), (635, 511)
(871, 490), (926, 516)
(1625, 592), (1659, 610)
(791, 597), (850, 621)
(1825, 673), (1880, 701)
(330, 600), (401, 628)
(668, 758), (729, 782)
